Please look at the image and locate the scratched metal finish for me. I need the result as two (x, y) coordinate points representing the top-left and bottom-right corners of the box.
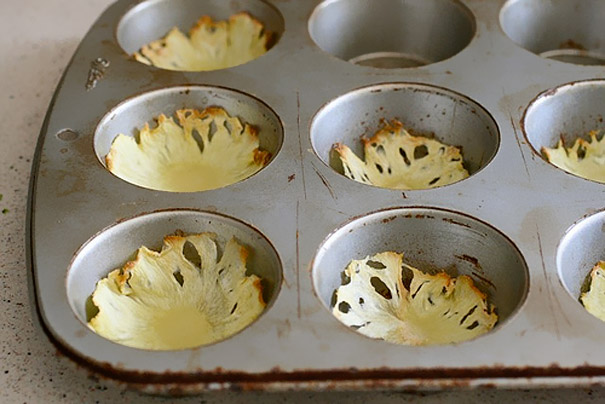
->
(27, 0), (605, 392)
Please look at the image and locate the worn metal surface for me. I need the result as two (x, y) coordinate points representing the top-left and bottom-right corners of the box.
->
(27, 0), (605, 393)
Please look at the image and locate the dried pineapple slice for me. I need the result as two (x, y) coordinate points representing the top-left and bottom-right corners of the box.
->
(134, 12), (273, 71)
(89, 233), (265, 350)
(580, 261), (605, 321)
(542, 131), (605, 183)
(333, 121), (469, 190)
(332, 251), (497, 345)
(106, 107), (271, 192)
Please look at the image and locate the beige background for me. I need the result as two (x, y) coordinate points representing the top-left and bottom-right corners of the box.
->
(0, 0), (602, 402)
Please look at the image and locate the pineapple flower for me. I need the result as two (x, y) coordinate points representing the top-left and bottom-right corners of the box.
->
(333, 120), (469, 190)
(134, 12), (273, 71)
(542, 131), (605, 183)
(106, 107), (270, 192)
(89, 233), (265, 350)
(580, 260), (605, 322)
(332, 251), (497, 346)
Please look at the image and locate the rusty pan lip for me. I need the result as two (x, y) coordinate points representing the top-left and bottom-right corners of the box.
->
(29, 253), (605, 388)
(28, 306), (605, 390)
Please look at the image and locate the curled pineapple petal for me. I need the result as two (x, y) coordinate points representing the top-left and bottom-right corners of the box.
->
(333, 121), (469, 190)
(580, 261), (605, 321)
(106, 107), (270, 192)
(134, 12), (272, 71)
(88, 234), (265, 350)
(332, 251), (498, 346)
(542, 131), (605, 183)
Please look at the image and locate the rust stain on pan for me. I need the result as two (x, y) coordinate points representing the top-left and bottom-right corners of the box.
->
(381, 216), (398, 224)
(295, 201), (302, 319)
(510, 115), (531, 180)
(559, 39), (586, 51)
(542, 87), (559, 98)
(471, 271), (496, 290)
(276, 319), (292, 339)
(535, 227), (561, 340)
(311, 163), (336, 200)
(38, 329), (605, 392)
(535, 223), (571, 328)
(443, 217), (472, 229)
(455, 254), (483, 272)
(296, 92), (307, 200)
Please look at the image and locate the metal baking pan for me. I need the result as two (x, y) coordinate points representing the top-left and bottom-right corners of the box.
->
(27, 0), (605, 393)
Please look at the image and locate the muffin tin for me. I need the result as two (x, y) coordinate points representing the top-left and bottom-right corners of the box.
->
(27, 0), (605, 393)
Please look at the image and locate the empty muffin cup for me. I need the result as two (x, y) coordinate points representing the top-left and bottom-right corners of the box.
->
(308, 0), (475, 68)
(94, 85), (283, 192)
(310, 82), (499, 190)
(312, 207), (529, 345)
(66, 209), (283, 350)
(523, 80), (605, 183)
(500, 0), (605, 65)
(117, 0), (284, 71)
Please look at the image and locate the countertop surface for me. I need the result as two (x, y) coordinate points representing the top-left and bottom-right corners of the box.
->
(0, 0), (603, 402)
